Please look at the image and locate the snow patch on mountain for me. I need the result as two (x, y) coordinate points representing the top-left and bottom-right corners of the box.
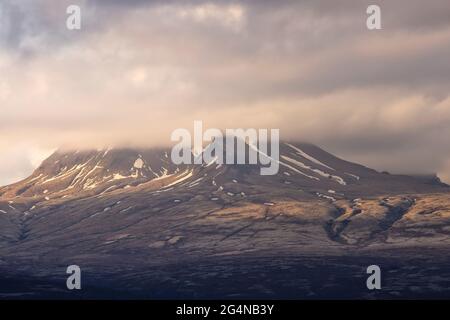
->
(134, 158), (144, 169)
(285, 143), (335, 171)
(281, 155), (346, 186)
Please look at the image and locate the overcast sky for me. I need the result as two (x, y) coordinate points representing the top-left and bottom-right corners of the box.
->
(1, 0), (450, 185)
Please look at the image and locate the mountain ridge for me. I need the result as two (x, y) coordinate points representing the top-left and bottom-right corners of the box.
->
(0, 142), (447, 202)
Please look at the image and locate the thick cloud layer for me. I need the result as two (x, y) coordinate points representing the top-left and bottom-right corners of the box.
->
(1, 0), (450, 185)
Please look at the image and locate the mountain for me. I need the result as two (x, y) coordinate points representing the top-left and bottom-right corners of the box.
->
(0, 142), (445, 201)
(0, 142), (449, 299)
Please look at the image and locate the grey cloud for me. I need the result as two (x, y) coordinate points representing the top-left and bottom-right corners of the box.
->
(0, 0), (450, 184)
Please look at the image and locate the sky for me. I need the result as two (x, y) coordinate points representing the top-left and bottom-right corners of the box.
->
(1, 0), (450, 186)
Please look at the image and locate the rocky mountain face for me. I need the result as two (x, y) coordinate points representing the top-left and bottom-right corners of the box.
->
(0, 142), (449, 299)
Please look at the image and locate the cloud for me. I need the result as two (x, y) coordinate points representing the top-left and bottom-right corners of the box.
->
(0, 142), (54, 186)
(0, 0), (450, 184)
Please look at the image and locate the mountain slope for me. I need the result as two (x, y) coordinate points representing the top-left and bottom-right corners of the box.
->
(0, 142), (449, 298)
